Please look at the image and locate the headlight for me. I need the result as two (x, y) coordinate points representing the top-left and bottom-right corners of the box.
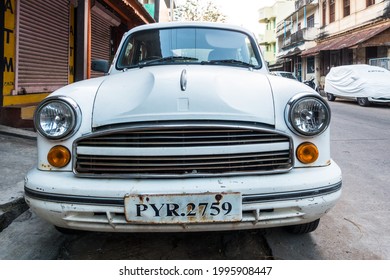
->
(34, 96), (81, 140)
(286, 94), (330, 137)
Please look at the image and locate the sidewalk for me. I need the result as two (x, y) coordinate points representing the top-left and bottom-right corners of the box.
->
(0, 125), (37, 140)
(0, 125), (37, 231)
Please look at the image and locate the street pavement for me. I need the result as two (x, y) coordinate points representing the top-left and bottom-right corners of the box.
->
(0, 127), (70, 259)
(0, 125), (37, 232)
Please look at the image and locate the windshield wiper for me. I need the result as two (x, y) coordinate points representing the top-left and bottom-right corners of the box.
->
(138, 56), (199, 67)
(202, 59), (256, 68)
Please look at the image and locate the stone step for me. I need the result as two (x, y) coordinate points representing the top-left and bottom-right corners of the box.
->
(0, 103), (38, 128)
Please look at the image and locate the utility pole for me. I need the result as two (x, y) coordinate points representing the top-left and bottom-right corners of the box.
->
(170, 0), (174, 21)
(155, 0), (160, 22)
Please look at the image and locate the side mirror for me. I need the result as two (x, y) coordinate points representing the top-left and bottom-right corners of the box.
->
(91, 59), (110, 73)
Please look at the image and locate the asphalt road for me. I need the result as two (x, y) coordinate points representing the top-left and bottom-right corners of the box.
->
(0, 99), (389, 260)
(265, 99), (390, 259)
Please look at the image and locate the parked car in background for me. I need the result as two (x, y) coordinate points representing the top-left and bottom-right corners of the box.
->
(25, 22), (342, 235)
(271, 71), (298, 80)
(325, 64), (390, 106)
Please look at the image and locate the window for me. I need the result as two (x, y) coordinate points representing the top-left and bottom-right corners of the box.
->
(329, 0), (335, 23)
(330, 50), (340, 68)
(322, 1), (327, 26)
(344, 0), (350, 17)
(307, 57), (315, 74)
(307, 14), (315, 28)
(367, 0), (375, 7)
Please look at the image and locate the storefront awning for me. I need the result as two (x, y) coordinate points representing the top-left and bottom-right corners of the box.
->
(302, 21), (390, 57)
(277, 46), (304, 58)
(103, 0), (155, 27)
(268, 61), (284, 70)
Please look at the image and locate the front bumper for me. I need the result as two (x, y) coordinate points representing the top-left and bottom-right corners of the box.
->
(24, 161), (342, 232)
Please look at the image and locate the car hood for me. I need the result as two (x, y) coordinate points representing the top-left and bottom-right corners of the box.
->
(92, 65), (275, 128)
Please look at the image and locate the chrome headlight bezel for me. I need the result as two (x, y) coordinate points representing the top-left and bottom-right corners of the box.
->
(285, 93), (331, 137)
(34, 96), (81, 140)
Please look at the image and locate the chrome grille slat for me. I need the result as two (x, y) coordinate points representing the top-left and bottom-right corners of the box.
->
(76, 163), (287, 173)
(79, 138), (286, 146)
(76, 160), (290, 172)
(76, 154), (290, 168)
(74, 122), (293, 178)
(76, 151), (290, 161)
(78, 128), (287, 148)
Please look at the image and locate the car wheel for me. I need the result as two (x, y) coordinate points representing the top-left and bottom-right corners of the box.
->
(326, 92), (336, 101)
(357, 97), (370, 107)
(285, 219), (320, 234)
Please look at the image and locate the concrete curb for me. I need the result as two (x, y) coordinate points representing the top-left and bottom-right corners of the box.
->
(0, 181), (29, 232)
(0, 197), (29, 232)
(0, 125), (37, 140)
(0, 126), (36, 231)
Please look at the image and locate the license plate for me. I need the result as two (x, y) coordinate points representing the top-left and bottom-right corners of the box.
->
(124, 192), (242, 224)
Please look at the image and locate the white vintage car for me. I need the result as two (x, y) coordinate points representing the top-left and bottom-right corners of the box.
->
(25, 22), (342, 234)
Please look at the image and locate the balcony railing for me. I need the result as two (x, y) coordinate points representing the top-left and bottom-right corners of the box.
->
(276, 21), (293, 36)
(291, 29), (304, 44)
(281, 27), (318, 48)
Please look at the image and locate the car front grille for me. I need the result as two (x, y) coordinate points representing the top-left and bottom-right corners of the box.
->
(74, 122), (293, 178)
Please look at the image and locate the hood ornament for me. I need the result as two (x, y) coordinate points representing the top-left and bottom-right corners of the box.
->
(180, 69), (187, 91)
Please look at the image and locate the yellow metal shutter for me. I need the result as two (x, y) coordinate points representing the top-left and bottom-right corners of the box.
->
(91, 9), (112, 78)
(18, 0), (69, 94)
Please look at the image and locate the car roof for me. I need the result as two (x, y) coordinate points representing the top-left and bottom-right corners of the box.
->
(127, 22), (255, 36)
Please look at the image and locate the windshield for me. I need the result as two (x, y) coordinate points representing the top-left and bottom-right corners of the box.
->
(116, 27), (262, 69)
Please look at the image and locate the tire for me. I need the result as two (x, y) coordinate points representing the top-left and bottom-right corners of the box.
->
(326, 92), (336, 101)
(357, 97), (370, 107)
(285, 219), (320, 234)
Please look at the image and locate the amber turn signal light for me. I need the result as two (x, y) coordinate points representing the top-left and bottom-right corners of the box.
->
(47, 146), (71, 168)
(296, 142), (319, 164)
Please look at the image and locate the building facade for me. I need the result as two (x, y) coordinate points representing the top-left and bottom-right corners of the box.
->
(267, 0), (390, 89)
(258, 0), (295, 68)
(1, 0), (154, 127)
(302, 0), (390, 89)
(275, 0), (320, 81)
